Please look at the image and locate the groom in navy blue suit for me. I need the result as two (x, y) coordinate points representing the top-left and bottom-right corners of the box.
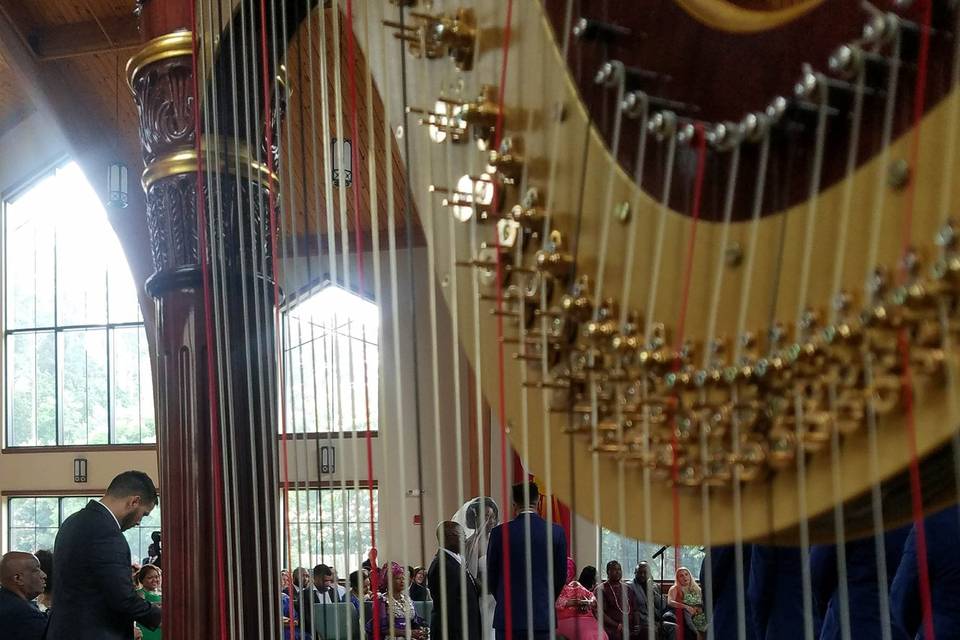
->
(486, 482), (567, 640)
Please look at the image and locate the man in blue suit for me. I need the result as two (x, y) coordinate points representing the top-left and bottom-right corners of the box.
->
(748, 545), (821, 640)
(702, 545), (758, 640)
(810, 527), (910, 640)
(486, 481), (568, 640)
(890, 506), (960, 639)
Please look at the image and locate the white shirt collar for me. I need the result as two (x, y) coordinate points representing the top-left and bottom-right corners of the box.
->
(97, 499), (122, 531)
(518, 509), (538, 516)
(443, 549), (464, 565)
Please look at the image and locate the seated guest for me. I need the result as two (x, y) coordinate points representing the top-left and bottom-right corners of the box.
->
(598, 561), (641, 640)
(556, 564), (607, 640)
(811, 527), (910, 640)
(281, 588), (303, 640)
(0, 551), (48, 640)
(313, 563), (343, 603)
(135, 565), (162, 640)
(349, 570), (371, 612)
(748, 545), (821, 640)
(410, 566), (430, 601)
(701, 546), (757, 640)
(630, 561), (673, 640)
(667, 567), (706, 640)
(367, 561), (427, 639)
(34, 549), (54, 613)
(891, 506), (960, 639)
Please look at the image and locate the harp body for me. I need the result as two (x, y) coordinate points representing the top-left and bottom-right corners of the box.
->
(124, 0), (960, 637)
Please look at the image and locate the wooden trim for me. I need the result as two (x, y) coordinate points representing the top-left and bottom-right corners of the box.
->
(2, 488), (106, 497)
(1, 444), (157, 454)
(289, 479), (378, 489)
(278, 431), (378, 441)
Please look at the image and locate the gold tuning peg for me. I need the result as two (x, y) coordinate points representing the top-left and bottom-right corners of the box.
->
(420, 8), (477, 71)
(535, 230), (573, 280)
(458, 85), (501, 149)
(488, 137), (523, 183)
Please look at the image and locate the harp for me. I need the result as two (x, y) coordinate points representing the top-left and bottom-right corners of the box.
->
(124, 0), (960, 638)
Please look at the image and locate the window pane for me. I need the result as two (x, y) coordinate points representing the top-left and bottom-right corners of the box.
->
(36, 528), (58, 551)
(61, 497), (94, 519)
(283, 286), (379, 433)
(112, 327), (154, 444)
(60, 329), (109, 445)
(5, 174), (56, 330)
(10, 498), (36, 527)
(10, 528), (37, 553)
(284, 489), (376, 574)
(35, 498), (58, 528)
(6, 332), (56, 446)
(5, 162), (153, 447)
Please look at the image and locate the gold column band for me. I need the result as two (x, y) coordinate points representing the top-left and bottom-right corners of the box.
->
(126, 31), (195, 90)
(142, 147), (280, 191)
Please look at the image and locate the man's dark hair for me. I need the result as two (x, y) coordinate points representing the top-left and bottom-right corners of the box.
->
(606, 560), (621, 572)
(349, 570), (362, 591)
(578, 565), (598, 590)
(105, 471), (159, 505)
(511, 481), (540, 507)
(313, 563), (333, 578)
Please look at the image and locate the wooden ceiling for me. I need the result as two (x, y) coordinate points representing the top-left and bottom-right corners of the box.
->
(0, 1), (415, 251)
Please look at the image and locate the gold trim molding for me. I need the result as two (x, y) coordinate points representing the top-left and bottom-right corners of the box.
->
(126, 30), (194, 89)
(673, 0), (824, 33)
(142, 145), (279, 191)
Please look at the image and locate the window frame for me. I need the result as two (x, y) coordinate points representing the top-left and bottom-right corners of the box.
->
(4, 493), (162, 561)
(282, 482), (379, 574)
(1, 160), (155, 449)
(281, 281), (380, 436)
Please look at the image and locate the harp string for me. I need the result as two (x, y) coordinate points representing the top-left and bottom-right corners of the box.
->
(208, 2), (245, 632)
(860, 26), (903, 640)
(614, 91), (651, 640)
(932, 0), (960, 587)
(190, 0), (231, 636)
(700, 137), (743, 640)
(896, 1), (936, 637)
(490, 1), (518, 639)
(823, 52), (869, 640)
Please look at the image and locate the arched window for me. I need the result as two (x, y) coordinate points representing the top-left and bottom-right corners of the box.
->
(3, 161), (154, 446)
(282, 284), (379, 434)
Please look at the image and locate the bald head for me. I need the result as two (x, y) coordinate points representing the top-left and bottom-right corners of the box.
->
(437, 521), (465, 554)
(0, 552), (46, 600)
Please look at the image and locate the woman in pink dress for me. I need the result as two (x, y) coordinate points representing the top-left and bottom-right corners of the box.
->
(556, 563), (608, 640)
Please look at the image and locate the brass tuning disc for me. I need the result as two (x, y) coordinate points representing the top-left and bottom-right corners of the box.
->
(457, 85), (501, 149)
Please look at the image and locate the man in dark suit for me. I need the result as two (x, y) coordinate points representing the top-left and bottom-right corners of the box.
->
(891, 506), (960, 639)
(702, 545), (758, 640)
(46, 470), (162, 640)
(486, 481), (568, 640)
(428, 521), (482, 640)
(0, 551), (48, 639)
(811, 527), (910, 640)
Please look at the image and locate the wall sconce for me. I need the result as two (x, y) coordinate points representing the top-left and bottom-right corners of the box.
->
(74, 458), (88, 483)
(107, 162), (129, 209)
(331, 138), (352, 188)
(319, 445), (336, 474)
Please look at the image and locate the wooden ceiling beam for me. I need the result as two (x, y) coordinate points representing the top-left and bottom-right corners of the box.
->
(30, 15), (141, 61)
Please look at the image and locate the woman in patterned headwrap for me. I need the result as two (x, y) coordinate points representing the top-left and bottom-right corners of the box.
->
(367, 561), (428, 639)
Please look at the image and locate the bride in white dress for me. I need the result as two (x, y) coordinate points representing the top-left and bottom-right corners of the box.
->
(452, 497), (500, 640)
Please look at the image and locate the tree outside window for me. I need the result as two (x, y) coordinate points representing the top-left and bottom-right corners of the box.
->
(284, 488), (378, 574)
(3, 162), (154, 447)
(7, 496), (161, 563)
(600, 527), (706, 583)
